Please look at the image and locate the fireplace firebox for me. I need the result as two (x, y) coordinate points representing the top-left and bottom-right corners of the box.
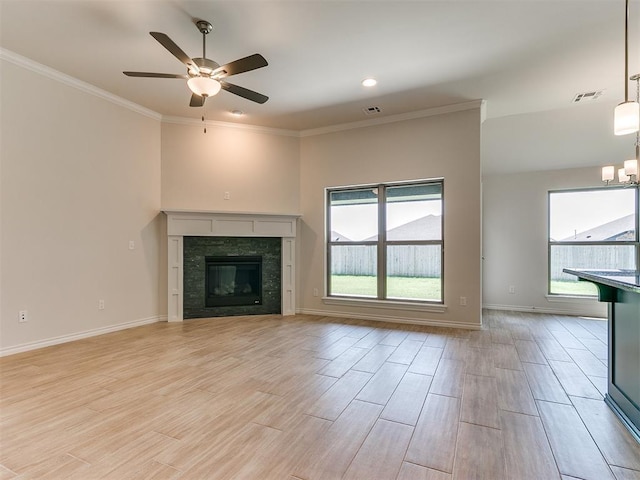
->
(205, 256), (262, 307)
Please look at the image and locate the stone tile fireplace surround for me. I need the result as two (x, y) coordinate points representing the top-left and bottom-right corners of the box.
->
(163, 210), (300, 322)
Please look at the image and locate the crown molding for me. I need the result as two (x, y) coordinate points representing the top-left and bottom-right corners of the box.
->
(0, 48), (162, 121)
(161, 115), (300, 137)
(1, 48), (485, 136)
(300, 99), (485, 137)
(163, 99), (485, 138)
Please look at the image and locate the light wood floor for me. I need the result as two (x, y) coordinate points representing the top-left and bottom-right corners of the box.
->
(1, 310), (639, 480)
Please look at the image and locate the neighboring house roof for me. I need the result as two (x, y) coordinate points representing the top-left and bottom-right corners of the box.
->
(365, 214), (442, 241)
(561, 214), (635, 242)
(330, 231), (352, 242)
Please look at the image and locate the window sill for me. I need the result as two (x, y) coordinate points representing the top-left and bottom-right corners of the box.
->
(545, 294), (598, 303)
(322, 296), (447, 313)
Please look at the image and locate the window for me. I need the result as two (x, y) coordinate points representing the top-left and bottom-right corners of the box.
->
(548, 186), (639, 296)
(327, 180), (443, 303)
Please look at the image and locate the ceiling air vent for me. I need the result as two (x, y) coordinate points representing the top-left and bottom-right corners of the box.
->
(572, 90), (604, 103)
(362, 106), (382, 115)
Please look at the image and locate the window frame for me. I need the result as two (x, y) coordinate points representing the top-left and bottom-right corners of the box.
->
(547, 185), (640, 297)
(326, 178), (445, 304)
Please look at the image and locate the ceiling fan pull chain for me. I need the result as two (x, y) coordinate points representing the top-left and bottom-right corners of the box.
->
(202, 105), (207, 134)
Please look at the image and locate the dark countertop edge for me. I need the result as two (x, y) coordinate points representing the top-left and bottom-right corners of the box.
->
(563, 268), (640, 294)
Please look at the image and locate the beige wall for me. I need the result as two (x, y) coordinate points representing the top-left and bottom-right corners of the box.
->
(482, 166), (607, 317)
(1, 51), (612, 354)
(1, 60), (163, 354)
(298, 109), (483, 327)
(161, 122), (300, 213)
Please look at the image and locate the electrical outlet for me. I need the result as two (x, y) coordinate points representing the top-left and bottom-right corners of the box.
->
(19, 310), (28, 322)
(313, 288), (319, 297)
(224, 191), (231, 200)
(508, 285), (516, 294)
(459, 296), (467, 306)
(98, 299), (105, 310)
(128, 240), (135, 250)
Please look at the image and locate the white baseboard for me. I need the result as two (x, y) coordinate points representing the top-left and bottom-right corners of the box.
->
(297, 308), (481, 330)
(482, 303), (606, 318)
(0, 315), (166, 357)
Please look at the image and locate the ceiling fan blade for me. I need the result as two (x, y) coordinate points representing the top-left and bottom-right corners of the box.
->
(214, 54), (268, 78)
(221, 82), (269, 104)
(123, 71), (188, 79)
(149, 32), (200, 74)
(189, 94), (205, 107)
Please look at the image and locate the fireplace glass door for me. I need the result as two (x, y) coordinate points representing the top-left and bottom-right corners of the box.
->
(205, 256), (262, 307)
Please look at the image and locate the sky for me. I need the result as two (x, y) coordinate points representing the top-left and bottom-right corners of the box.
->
(549, 189), (636, 241)
(331, 189), (636, 242)
(331, 200), (442, 241)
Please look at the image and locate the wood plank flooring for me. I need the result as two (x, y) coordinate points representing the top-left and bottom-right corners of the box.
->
(1, 310), (639, 479)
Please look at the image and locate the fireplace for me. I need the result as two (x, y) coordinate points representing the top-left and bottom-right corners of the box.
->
(182, 236), (281, 319)
(163, 210), (299, 322)
(205, 256), (262, 307)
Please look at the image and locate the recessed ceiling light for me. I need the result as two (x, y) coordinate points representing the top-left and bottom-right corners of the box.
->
(231, 110), (244, 116)
(362, 78), (377, 87)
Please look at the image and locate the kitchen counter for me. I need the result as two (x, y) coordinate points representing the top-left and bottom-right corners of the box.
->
(564, 268), (640, 443)
(563, 269), (640, 296)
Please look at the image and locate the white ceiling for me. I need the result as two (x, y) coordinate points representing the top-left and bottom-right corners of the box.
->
(1, 0), (638, 174)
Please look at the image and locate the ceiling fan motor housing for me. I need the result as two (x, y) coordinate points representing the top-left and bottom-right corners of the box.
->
(191, 58), (220, 77)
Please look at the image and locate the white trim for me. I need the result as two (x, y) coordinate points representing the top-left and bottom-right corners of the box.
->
(162, 115), (299, 137)
(0, 48), (161, 121)
(162, 208), (302, 217)
(322, 296), (447, 313)
(300, 100), (484, 137)
(282, 238), (296, 316)
(163, 210), (300, 321)
(483, 303), (606, 318)
(167, 235), (184, 322)
(298, 308), (479, 330)
(1, 48), (484, 136)
(544, 294), (599, 303)
(164, 100), (483, 137)
(163, 210), (299, 238)
(0, 315), (165, 357)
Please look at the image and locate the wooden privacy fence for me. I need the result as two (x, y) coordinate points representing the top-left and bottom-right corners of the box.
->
(551, 245), (635, 281)
(332, 244), (636, 279)
(331, 245), (441, 277)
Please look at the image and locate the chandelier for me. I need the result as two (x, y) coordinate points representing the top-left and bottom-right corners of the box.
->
(614, 0), (640, 135)
(604, 74), (640, 186)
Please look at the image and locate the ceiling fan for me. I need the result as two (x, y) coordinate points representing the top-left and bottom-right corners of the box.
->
(124, 20), (268, 107)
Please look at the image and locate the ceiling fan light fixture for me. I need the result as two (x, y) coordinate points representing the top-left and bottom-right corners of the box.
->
(124, 21), (268, 107)
(614, 100), (640, 135)
(187, 76), (221, 97)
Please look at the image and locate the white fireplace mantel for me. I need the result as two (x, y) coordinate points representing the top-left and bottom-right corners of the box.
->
(163, 210), (301, 322)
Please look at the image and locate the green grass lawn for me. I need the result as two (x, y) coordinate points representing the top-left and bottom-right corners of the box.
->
(550, 280), (598, 296)
(330, 275), (441, 301)
(331, 276), (597, 299)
